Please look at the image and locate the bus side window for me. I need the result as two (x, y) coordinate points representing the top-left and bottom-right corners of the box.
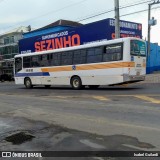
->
(103, 47), (111, 62)
(50, 54), (53, 60)
(73, 50), (86, 65)
(73, 50), (81, 65)
(23, 57), (31, 68)
(50, 53), (61, 66)
(87, 47), (102, 63)
(103, 43), (122, 62)
(31, 56), (40, 67)
(15, 57), (22, 73)
(40, 54), (49, 67)
(114, 45), (122, 61)
(95, 47), (103, 62)
(61, 52), (73, 65)
(48, 54), (52, 66)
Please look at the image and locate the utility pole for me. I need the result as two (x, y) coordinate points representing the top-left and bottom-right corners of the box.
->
(147, 0), (159, 60)
(114, 0), (120, 39)
(147, 4), (151, 60)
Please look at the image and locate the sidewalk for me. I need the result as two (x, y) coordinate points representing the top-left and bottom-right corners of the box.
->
(142, 72), (160, 83)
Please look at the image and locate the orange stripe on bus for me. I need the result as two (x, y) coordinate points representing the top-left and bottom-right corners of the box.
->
(41, 62), (135, 72)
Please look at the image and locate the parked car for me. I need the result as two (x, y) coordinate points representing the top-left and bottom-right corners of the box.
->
(0, 74), (14, 82)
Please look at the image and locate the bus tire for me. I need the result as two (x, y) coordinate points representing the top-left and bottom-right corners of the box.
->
(71, 76), (82, 90)
(88, 85), (100, 89)
(24, 78), (33, 89)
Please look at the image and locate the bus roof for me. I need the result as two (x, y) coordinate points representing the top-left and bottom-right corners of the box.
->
(15, 37), (144, 58)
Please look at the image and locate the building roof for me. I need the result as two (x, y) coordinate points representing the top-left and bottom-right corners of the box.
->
(22, 19), (83, 38)
(33, 19), (82, 32)
(0, 26), (30, 37)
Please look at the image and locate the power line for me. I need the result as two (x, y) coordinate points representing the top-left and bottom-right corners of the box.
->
(78, 9), (114, 22)
(121, 0), (151, 6)
(120, 0), (151, 9)
(120, 6), (160, 17)
(78, 0), (152, 22)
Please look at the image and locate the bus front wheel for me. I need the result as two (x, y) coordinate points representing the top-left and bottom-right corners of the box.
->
(24, 78), (33, 89)
(71, 76), (82, 90)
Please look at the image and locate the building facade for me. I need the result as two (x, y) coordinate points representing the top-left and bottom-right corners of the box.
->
(0, 26), (30, 75)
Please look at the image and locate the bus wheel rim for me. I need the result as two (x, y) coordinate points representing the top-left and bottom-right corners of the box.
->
(26, 80), (30, 87)
(73, 79), (79, 88)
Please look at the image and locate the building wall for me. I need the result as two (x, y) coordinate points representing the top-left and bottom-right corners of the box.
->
(0, 33), (22, 75)
(0, 33), (20, 60)
(147, 43), (160, 74)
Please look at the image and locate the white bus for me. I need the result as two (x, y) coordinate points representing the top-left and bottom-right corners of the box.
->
(14, 37), (146, 89)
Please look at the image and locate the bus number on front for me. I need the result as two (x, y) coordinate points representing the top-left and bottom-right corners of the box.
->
(26, 69), (33, 72)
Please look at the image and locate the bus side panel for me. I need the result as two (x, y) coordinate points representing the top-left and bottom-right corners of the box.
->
(41, 75), (70, 85)
(14, 69), (25, 85)
(80, 68), (123, 85)
(30, 77), (42, 85)
(81, 75), (123, 85)
(15, 77), (24, 85)
(46, 67), (124, 85)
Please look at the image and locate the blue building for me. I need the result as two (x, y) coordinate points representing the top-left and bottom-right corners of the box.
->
(19, 18), (142, 54)
(147, 43), (160, 74)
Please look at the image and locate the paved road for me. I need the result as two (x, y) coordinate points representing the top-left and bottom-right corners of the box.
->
(0, 82), (160, 159)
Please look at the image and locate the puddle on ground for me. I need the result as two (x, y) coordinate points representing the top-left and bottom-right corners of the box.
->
(5, 131), (35, 145)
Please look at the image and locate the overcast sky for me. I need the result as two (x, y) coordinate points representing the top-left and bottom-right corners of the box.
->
(0, 0), (159, 44)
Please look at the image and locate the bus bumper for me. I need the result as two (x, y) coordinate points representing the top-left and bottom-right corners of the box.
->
(123, 74), (145, 82)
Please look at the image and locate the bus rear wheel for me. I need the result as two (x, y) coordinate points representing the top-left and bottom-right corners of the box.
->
(24, 78), (33, 89)
(71, 76), (82, 90)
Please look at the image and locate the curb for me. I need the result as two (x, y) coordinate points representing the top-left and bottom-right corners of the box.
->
(140, 74), (160, 83)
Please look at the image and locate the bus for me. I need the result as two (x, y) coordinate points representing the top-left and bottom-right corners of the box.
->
(14, 37), (146, 89)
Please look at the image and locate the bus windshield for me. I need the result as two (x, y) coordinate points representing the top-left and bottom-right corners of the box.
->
(130, 40), (146, 56)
